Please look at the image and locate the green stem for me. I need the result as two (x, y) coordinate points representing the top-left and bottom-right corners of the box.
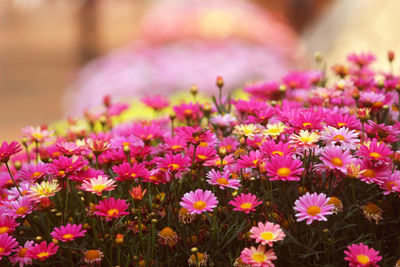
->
(5, 162), (22, 196)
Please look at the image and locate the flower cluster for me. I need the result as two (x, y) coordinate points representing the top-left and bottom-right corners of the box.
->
(1, 51), (399, 266)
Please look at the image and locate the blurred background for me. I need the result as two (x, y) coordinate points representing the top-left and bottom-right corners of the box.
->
(1, 0), (399, 141)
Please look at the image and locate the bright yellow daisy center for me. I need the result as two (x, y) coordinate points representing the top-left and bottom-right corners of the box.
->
(331, 157), (343, 167)
(307, 205), (321, 216)
(16, 206), (28, 215)
(272, 150), (283, 156)
(85, 250), (100, 260)
(302, 122), (312, 127)
(363, 169), (375, 178)
(337, 122), (347, 127)
(216, 178), (228, 185)
(369, 152), (381, 159)
(62, 233), (74, 240)
(197, 155), (207, 160)
(92, 184), (106, 192)
(240, 202), (253, 210)
(0, 226), (10, 234)
(277, 167), (291, 177)
(333, 134), (345, 141)
(37, 252), (50, 258)
(31, 171), (43, 178)
(357, 254), (370, 265)
(107, 208), (119, 216)
(168, 163), (180, 171)
(252, 252), (266, 263)
(193, 201), (207, 210)
(260, 232), (274, 241)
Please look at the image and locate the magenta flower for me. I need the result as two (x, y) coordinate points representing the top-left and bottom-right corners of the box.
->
(26, 241), (58, 261)
(344, 243), (382, 267)
(48, 155), (88, 178)
(0, 233), (19, 260)
(158, 153), (191, 175)
(320, 145), (353, 173)
(321, 126), (360, 150)
(229, 193), (262, 214)
(94, 197), (130, 221)
(265, 155), (304, 181)
(180, 189), (218, 214)
(237, 150), (265, 169)
(112, 162), (149, 182)
(325, 113), (361, 130)
(260, 140), (294, 158)
(51, 223), (87, 242)
(0, 141), (22, 163)
(206, 169), (240, 190)
(16, 162), (48, 182)
(294, 192), (334, 225)
(347, 52), (376, 67)
(357, 139), (392, 164)
(173, 102), (203, 122)
(81, 175), (116, 196)
(141, 95), (170, 111)
(0, 215), (20, 234)
(9, 240), (34, 267)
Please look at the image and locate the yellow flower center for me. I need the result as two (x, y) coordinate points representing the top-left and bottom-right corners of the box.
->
(0, 226), (10, 234)
(337, 122), (347, 127)
(18, 248), (28, 257)
(85, 250), (100, 260)
(240, 202), (253, 210)
(277, 167), (291, 177)
(357, 254), (370, 265)
(0, 247), (4, 255)
(333, 135), (345, 141)
(92, 184), (106, 192)
(363, 169), (375, 178)
(62, 233), (74, 240)
(307, 205), (321, 216)
(331, 157), (343, 167)
(369, 152), (381, 159)
(302, 122), (312, 127)
(197, 155), (207, 160)
(107, 208), (119, 216)
(37, 252), (50, 258)
(168, 163), (180, 171)
(272, 150), (283, 156)
(171, 145), (182, 150)
(260, 232), (274, 241)
(193, 201), (207, 210)
(327, 197), (341, 207)
(252, 159), (259, 166)
(252, 252), (266, 263)
(16, 206), (28, 215)
(216, 178), (228, 185)
(32, 133), (43, 140)
(31, 171), (43, 179)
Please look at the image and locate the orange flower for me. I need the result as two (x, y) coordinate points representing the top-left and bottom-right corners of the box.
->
(129, 185), (147, 201)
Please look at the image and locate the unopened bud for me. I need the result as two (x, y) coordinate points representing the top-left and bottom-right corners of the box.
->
(190, 84), (198, 96)
(216, 76), (224, 88)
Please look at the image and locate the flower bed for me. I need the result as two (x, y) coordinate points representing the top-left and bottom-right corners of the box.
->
(1, 52), (400, 266)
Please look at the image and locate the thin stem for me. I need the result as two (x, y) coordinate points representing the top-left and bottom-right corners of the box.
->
(5, 162), (23, 196)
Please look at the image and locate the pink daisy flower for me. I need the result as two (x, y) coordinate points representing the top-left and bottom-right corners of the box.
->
(48, 155), (88, 178)
(237, 150), (264, 169)
(358, 158), (391, 185)
(26, 241), (58, 261)
(69, 167), (104, 183)
(320, 146), (353, 173)
(175, 126), (215, 146)
(0, 233), (19, 260)
(357, 139), (392, 164)
(141, 95), (170, 111)
(16, 162), (48, 182)
(240, 245), (277, 267)
(265, 155), (304, 181)
(344, 243), (382, 267)
(260, 140), (294, 158)
(189, 146), (217, 163)
(112, 162), (149, 182)
(55, 140), (89, 157)
(9, 240), (34, 267)
(81, 175), (116, 196)
(229, 193), (262, 214)
(22, 126), (54, 144)
(179, 189), (218, 214)
(347, 52), (376, 67)
(380, 170), (400, 195)
(321, 126), (360, 150)
(206, 169), (241, 190)
(250, 221), (286, 247)
(94, 197), (130, 221)
(5, 196), (34, 218)
(158, 153), (191, 175)
(0, 215), (20, 234)
(0, 141), (22, 163)
(173, 102), (203, 122)
(51, 223), (87, 242)
(294, 192), (334, 225)
(324, 113), (361, 130)
(204, 154), (235, 167)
